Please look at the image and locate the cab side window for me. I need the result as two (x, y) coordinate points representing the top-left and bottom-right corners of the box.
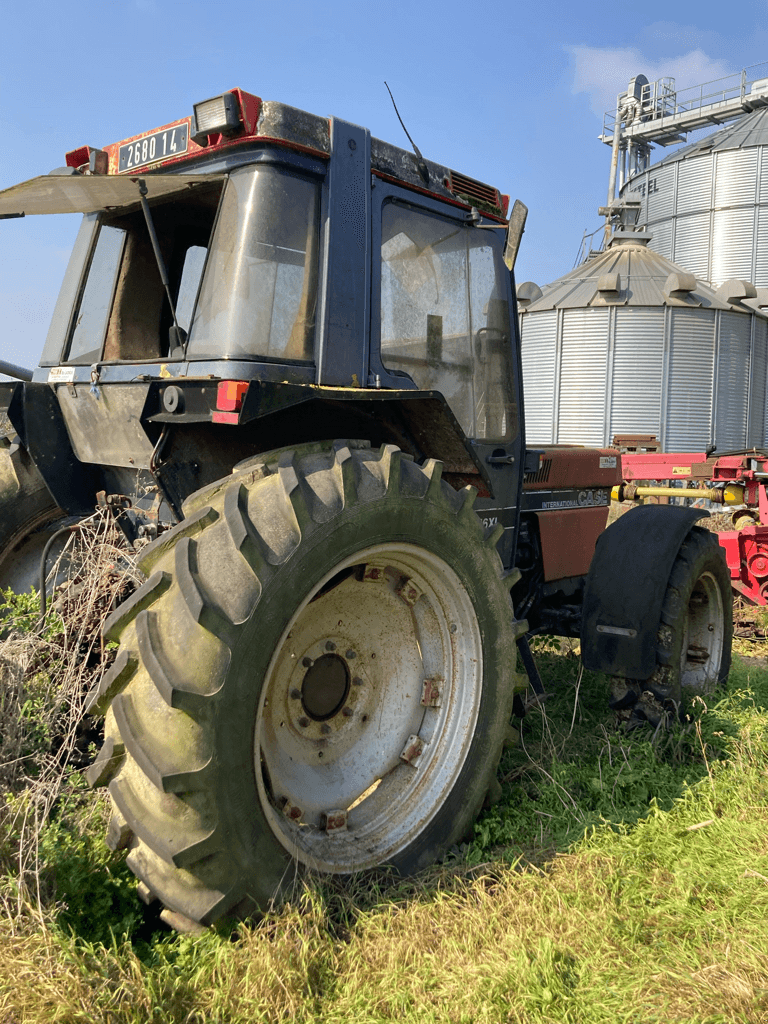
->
(379, 199), (517, 441)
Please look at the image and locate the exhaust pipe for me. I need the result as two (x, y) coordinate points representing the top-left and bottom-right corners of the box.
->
(0, 359), (33, 382)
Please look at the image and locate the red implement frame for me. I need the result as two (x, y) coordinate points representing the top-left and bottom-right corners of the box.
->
(618, 442), (768, 604)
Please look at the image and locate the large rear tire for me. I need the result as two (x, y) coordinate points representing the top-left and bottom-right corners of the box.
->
(0, 439), (66, 594)
(88, 441), (522, 927)
(610, 526), (732, 724)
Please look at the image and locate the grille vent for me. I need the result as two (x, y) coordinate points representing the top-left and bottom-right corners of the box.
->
(524, 459), (552, 485)
(446, 171), (501, 211)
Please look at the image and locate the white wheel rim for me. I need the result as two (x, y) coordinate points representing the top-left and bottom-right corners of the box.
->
(681, 570), (725, 693)
(255, 542), (483, 872)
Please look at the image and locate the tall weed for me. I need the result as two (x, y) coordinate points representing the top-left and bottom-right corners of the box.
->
(0, 510), (141, 922)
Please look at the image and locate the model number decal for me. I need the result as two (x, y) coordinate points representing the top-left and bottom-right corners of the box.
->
(48, 366), (76, 384)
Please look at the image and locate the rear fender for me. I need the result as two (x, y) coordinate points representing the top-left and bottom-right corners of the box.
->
(580, 504), (708, 678)
(7, 382), (99, 516)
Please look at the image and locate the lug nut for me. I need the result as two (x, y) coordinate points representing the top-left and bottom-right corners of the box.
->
(302, 657), (313, 668)
(321, 723), (332, 735)
(325, 640), (337, 652)
(346, 649), (356, 659)
(342, 706), (354, 718)
(290, 688), (301, 700)
(352, 677), (363, 686)
(298, 717), (310, 728)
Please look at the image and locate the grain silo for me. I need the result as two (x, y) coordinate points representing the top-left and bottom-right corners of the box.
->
(620, 107), (768, 287)
(518, 229), (768, 452)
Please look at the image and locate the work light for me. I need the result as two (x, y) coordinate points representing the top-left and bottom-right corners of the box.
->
(191, 92), (242, 144)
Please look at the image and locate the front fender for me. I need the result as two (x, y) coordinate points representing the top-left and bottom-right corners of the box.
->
(580, 504), (709, 679)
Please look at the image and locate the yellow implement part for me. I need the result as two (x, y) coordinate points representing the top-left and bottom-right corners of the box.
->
(611, 483), (745, 505)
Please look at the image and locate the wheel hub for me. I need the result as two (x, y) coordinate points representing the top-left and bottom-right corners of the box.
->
(284, 635), (366, 742)
(301, 653), (350, 721)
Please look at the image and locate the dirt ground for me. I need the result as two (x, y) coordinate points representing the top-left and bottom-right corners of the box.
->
(608, 500), (733, 532)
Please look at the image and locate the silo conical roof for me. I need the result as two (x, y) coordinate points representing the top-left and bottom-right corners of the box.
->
(520, 234), (744, 313)
(652, 107), (768, 167)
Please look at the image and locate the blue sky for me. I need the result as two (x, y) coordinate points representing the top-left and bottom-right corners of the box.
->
(1, 0), (767, 371)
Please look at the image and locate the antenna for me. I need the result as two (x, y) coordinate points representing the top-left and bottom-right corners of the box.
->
(384, 82), (430, 185)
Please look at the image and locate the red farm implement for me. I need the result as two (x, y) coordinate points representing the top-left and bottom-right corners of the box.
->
(614, 436), (768, 605)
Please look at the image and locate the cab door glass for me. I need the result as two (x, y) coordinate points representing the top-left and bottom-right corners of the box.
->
(380, 200), (516, 440)
(66, 224), (125, 364)
(468, 244), (516, 440)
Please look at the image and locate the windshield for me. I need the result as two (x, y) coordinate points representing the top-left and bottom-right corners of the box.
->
(187, 165), (321, 362)
(380, 200), (517, 441)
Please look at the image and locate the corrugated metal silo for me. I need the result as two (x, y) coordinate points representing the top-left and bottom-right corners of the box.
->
(620, 108), (768, 286)
(519, 231), (768, 452)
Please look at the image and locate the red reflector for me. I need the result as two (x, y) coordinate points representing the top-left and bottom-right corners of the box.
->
(65, 145), (91, 169)
(212, 410), (240, 425)
(216, 380), (248, 412)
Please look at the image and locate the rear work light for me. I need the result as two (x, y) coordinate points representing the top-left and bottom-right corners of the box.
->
(192, 91), (242, 144)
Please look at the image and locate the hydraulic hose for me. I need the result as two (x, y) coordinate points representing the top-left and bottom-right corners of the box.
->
(38, 524), (81, 624)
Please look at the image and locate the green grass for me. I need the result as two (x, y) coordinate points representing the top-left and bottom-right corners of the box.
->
(1, 622), (767, 1022)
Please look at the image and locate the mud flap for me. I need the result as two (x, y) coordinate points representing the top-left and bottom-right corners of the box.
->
(580, 504), (708, 679)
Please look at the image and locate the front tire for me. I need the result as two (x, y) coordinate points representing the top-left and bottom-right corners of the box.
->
(610, 526), (732, 724)
(88, 441), (521, 927)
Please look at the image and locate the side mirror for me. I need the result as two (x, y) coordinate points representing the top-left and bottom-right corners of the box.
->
(503, 199), (528, 271)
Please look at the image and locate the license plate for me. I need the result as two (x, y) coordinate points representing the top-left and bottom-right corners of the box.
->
(119, 123), (189, 172)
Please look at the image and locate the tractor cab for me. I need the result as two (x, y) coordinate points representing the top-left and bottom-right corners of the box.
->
(0, 88), (525, 559)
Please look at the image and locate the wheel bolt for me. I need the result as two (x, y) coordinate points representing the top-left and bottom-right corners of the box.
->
(302, 657), (313, 668)
(290, 688), (301, 700)
(342, 706), (354, 718)
(298, 717), (310, 728)
(325, 640), (336, 652)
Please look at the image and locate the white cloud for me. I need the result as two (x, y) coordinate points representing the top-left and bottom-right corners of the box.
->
(567, 44), (733, 118)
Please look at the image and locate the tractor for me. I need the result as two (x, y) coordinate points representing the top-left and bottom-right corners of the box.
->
(0, 89), (732, 930)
